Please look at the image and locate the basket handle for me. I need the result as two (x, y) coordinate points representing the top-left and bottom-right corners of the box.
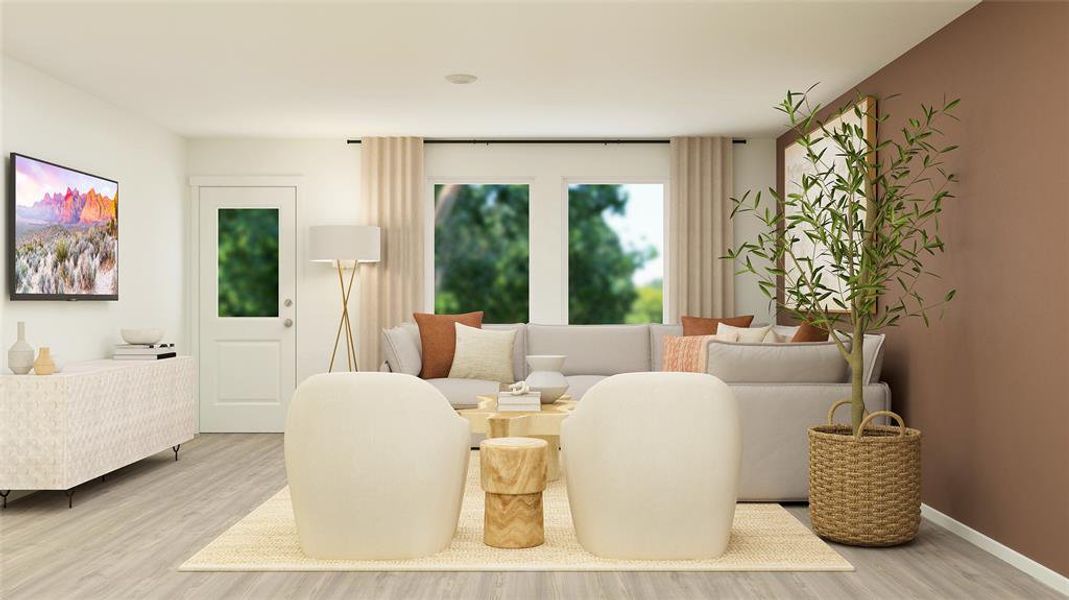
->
(856, 410), (907, 439)
(826, 399), (867, 425)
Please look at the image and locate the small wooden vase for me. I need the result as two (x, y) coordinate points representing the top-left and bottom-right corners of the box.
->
(33, 347), (57, 376)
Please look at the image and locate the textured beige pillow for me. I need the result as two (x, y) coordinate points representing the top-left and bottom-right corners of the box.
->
(717, 323), (776, 343)
(448, 323), (517, 384)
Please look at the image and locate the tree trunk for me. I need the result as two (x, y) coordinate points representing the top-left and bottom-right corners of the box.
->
(849, 335), (865, 434)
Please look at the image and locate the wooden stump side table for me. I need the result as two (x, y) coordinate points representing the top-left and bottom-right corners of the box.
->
(479, 437), (548, 549)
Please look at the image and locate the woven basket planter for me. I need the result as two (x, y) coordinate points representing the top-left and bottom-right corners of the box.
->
(808, 400), (922, 547)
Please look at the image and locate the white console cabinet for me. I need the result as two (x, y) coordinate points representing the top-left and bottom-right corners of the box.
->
(0, 357), (195, 507)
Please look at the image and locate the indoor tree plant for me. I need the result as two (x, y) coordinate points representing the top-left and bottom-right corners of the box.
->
(727, 86), (960, 545)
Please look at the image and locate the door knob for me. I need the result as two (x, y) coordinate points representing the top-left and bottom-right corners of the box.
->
(284, 318), (294, 327)
(284, 298), (293, 307)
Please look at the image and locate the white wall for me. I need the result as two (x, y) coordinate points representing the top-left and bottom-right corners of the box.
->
(732, 138), (777, 324)
(185, 139), (361, 383)
(1, 57), (188, 367)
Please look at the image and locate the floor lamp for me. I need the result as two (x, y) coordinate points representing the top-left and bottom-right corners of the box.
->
(309, 225), (381, 372)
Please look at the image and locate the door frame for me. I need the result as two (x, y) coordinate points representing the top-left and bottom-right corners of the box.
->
(187, 176), (302, 432)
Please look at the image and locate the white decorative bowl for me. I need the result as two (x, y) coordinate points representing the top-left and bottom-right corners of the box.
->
(121, 328), (164, 345)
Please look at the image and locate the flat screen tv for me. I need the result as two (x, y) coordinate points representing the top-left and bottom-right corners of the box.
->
(9, 153), (118, 300)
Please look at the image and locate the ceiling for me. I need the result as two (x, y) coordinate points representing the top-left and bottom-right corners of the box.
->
(1, 1), (977, 139)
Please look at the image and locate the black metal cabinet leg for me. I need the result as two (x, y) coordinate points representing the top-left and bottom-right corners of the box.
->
(63, 490), (75, 509)
(1, 490), (9, 509)
(172, 444), (181, 461)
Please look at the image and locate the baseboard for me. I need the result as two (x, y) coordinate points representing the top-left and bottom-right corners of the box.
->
(921, 503), (1069, 595)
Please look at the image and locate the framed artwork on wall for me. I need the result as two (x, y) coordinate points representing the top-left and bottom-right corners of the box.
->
(780, 96), (876, 313)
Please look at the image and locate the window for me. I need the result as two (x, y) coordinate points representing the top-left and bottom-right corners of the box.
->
(568, 183), (664, 324)
(217, 208), (279, 317)
(433, 184), (529, 323)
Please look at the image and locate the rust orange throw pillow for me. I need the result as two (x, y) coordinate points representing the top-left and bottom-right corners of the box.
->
(681, 315), (754, 336)
(791, 322), (830, 342)
(662, 335), (718, 372)
(413, 311), (484, 378)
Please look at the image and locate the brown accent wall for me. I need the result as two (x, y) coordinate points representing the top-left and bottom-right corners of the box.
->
(775, 2), (1069, 576)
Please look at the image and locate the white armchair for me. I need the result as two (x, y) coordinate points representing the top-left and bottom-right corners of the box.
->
(284, 372), (470, 559)
(561, 372), (741, 559)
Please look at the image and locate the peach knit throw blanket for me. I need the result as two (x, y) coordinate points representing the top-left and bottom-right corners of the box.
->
(662, 335), (717, 372)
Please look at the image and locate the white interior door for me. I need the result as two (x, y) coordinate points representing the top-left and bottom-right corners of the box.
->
(198, 186), (296, 432)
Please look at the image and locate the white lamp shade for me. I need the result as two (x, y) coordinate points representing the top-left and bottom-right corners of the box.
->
(309, 225), (381, 263)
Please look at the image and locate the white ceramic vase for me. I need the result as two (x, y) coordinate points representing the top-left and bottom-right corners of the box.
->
(7, 321), (35, 375)
(525, 354), (569, 403)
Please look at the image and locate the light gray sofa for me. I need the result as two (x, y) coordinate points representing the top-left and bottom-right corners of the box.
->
(380, 322), (890, 501)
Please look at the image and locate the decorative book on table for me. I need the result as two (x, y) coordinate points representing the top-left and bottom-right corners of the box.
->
(113, 343), (177, 361)
(497, 391), (541, 412)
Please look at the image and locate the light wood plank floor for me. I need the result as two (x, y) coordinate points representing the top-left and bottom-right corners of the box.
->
(0, 434), (1061, 600)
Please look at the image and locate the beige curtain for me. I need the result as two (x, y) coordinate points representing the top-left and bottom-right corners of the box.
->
(667, 137), (734, 323)
(358, 137), (424, 369)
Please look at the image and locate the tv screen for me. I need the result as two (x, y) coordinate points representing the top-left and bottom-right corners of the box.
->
(9, 153), (118, 300)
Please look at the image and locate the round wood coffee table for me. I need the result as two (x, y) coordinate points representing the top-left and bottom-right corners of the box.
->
(479, 437), (548, 548)
(458, 395), (575, 481)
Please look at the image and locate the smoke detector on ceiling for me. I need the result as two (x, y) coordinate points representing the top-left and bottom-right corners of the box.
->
(445, 73), (478, 85)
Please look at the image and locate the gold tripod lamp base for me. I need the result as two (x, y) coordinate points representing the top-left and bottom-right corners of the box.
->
(330, 262), (359, 372)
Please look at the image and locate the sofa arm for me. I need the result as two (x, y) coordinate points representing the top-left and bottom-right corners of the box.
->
(728, 382), (891, 501)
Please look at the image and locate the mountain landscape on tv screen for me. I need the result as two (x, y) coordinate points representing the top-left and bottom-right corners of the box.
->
(17, 187), (117, 226)
(13, 158), (118, 297)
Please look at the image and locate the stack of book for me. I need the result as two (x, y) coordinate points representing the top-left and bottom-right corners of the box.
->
(113, 343), (177, 361)
(497, 391), (542, 412)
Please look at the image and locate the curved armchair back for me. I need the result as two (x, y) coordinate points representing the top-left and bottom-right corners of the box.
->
(561, 372), (740, 559)
(285, 372), (470, 559)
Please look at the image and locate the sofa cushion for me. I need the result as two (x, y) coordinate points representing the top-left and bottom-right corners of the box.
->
(649, 324), (683, 370)
(717, 323), (775, 343)
(772, 326), (885, 383)
(425, 377), (500, 409)
(564, 375), (605, 400)
(704, 340), (848, 383)
(413, 311), (484, 378)
(527, 324), (651, 376)
(381, 322), (422, 376)
(791, 322), (830, 342)
(484, 323), (527, 380)
(858, 333), (886, 384)
(449, 324), (516, 384)
(681, 315), (754, 336)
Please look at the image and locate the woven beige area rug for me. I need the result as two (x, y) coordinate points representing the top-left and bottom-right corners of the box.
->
(181, 453), (852, 572)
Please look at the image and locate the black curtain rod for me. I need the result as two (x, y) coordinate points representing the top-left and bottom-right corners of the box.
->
(345, 138), (747, 145)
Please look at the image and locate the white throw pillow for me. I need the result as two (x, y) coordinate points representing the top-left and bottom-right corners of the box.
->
(449, 323), (517, 384)
(717, 323), (775, 343)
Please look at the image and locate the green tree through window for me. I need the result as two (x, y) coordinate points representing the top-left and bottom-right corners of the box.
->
(432, 183), (663, 325)
(568, 184), (663, 324)
(217, 208), (279, 317)
(434, 184), (530, 323)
